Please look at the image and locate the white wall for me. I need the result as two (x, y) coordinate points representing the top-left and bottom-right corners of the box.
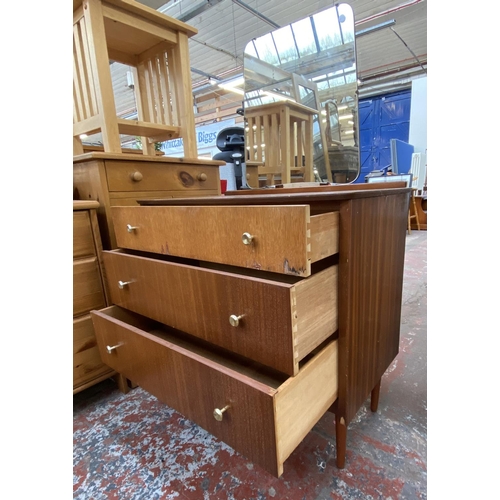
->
(409, 76), (427, 158)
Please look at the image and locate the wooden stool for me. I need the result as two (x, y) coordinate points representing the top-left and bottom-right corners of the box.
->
(245, 101), (317, 185)
(73, 0), (198, 157)
(408, 187), (421, 234)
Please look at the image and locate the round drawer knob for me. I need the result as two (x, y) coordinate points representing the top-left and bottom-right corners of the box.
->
(242, 232), (254, 245)
(127, 224), (138, 233)
(106, 344), (121, 354)
(213, 404), (230, 421)
(197, 172), (208, 181)
(131, 171), (143, 182)
(229, 314), (245, 327)
(118, 280), (133, 289)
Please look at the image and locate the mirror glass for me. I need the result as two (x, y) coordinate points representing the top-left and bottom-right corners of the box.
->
(243, 3), (359, 184)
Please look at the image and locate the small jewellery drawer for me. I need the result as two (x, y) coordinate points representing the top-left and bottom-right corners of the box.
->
(111, 205), (339, 277)
(103, 250), (338, 376)
(91, 306), (338, 477)
(105, 161), (219, 192)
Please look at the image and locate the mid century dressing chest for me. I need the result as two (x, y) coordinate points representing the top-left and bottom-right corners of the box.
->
(90, 184), (410, 477)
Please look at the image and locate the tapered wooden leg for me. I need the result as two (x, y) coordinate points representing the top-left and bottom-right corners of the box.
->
(335, 414), (347, 468)
(371, 378), (381, 412)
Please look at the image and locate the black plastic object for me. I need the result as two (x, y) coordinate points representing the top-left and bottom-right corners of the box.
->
(212, 126), (250, 189)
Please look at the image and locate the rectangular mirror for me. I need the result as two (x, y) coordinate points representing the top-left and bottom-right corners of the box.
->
(243, 3), (359, 185)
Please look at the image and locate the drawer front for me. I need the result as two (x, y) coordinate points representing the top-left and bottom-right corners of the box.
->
(91, 306), (338, 477)
(112, 205), (339, 277)
(91, 306), (280, 475)
(104, 251), (338, 375)
(73, 315), (113, 390)
(73, 211), (96, 258)
(105, 161), (219, 193)
(73, 258), (107, 316)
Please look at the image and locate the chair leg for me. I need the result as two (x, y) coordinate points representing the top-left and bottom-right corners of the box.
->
(407, 208), (412, 234)
(412, 196), (421, 230)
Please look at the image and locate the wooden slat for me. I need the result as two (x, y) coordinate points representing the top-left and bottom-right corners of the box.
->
(107, 47), (138, 66)
(73, 49), (85, 122)
(74, 114), (102, 137)
(116, 118), (180, 141)
(280, 105), (291, 183)
(151, 56), (163, 124)
(169, 32), (197, 157)
(79, 17), (98, 116)
(158, 52), (172, 125)
(166, 48), (179, 125)
(73, 23), (92, 119)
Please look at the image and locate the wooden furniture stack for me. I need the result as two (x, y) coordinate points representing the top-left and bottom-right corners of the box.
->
(73, 0), (223, 392)
(73, 0), (223, 252)
(89, 183), (410, 476)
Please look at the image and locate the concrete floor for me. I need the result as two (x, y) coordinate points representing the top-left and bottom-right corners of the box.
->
(73, 230), (427, 499)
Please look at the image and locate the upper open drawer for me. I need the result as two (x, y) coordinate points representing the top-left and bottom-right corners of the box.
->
(111, 205), (339, 277)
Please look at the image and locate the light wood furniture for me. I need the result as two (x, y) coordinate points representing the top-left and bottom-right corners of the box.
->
(73, 152), (223, 249)
(408, 187), (421, 234)
(73, 0), (198, 156)
(90, 184), (410, 477)
(73, 200), (115, 393)
(245, 101), (317, 185)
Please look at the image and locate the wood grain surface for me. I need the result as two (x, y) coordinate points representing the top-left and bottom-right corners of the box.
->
(91, 306), (281, 476)
(102, 250), (338, 375)
(111, 205), (338, 276)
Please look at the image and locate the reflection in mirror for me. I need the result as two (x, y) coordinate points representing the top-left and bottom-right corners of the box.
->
(243, 3), (359, 185)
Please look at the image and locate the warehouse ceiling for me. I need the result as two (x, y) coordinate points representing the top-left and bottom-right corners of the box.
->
(132, 0), (427, 124)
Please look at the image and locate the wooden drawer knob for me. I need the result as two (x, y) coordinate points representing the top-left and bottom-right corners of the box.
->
(197, 173), (208, 181)
(229, 314), (245, 327)
(213, 404), (230, 421)
(130, 171), (143, 182)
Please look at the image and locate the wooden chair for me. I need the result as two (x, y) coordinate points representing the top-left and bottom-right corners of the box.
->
(73, 0), (198, 157)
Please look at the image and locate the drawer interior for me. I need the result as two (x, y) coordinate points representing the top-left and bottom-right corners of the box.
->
(96, 305), (288, 388)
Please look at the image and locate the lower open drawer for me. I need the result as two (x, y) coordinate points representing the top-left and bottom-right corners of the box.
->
(91, 305), (338, 477)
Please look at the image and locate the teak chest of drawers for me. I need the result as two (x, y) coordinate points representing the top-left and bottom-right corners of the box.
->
(90, 185), (410, 477)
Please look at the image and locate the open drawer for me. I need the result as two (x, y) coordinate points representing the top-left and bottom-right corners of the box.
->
(91, 306), (338, 477)
(102, 249), (338, 376)
(111, 205), (339, 277)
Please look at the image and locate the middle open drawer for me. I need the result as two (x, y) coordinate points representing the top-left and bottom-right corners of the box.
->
(102, 249), (338, 376)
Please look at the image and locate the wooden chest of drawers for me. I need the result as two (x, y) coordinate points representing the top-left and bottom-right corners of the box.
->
(90, 184), (410, 477)
(73, 200), (114, 393)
